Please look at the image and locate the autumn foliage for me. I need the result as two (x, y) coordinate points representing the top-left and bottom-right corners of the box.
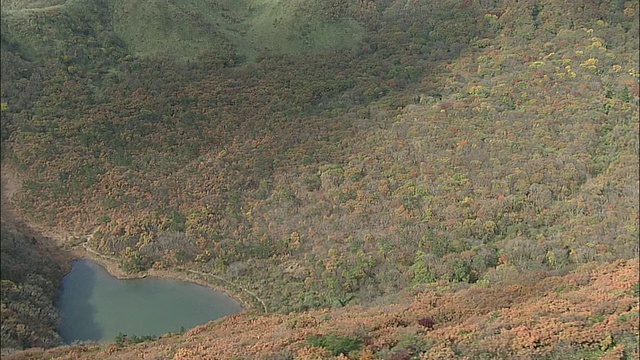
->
(0, 0), (638, 358)
(4, 259), (638, 359)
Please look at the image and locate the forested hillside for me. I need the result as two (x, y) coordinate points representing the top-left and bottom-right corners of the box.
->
(0, 226), (67, 353)
(1, 169), (70, 353)
(0, 0), (638, 358)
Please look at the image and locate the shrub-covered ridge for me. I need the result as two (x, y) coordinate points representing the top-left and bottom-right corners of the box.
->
(5, 259), (639, 359)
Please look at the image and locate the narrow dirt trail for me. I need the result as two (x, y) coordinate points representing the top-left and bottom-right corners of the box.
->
(1, 164), (265, 311)
(1, 164), (76, 268)
(2, 3), (67, 15)
(1, 164), (145, 276)
(1, 164), (23, 226)
(1, 164), (77, 242)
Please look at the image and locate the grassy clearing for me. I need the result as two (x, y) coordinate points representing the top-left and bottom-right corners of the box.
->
(2, 0), (365, 64)
(240, 0), (365, 59)
(109, 0), (365, 62)
(1, 0), (67, 12)
(109, 0), (235, 62)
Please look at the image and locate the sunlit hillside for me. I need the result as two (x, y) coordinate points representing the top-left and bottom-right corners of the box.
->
(8, 259), (639, 359)
(1, 0), (638, 358)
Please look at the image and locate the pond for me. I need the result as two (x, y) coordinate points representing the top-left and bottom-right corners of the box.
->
(57, 259), (243, 343)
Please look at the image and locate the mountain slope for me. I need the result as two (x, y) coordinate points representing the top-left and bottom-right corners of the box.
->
(6, 259), (639, 359)
(0, 0), (638, 358)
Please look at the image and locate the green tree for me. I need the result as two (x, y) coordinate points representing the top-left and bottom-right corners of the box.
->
(411, 251), (437, 284)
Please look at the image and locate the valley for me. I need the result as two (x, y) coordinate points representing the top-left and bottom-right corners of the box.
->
(1, 0), (638, 358)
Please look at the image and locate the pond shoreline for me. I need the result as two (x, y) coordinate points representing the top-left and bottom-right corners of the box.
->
(58, 257), (245, 343)
(1, 164), (260, 315)
(64, 241), (258, 312)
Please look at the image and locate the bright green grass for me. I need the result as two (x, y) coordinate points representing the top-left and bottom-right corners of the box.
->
(109, 0), (365, 62)
(2, 0), (365, 64)
(1, 0), (67, 12)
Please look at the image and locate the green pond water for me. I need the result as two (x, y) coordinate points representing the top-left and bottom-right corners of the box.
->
(57, 259), (243, 343)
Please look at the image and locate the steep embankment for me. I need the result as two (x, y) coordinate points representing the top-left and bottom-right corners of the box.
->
(0, 226), (67, 353)
(1, 167), (70, 353)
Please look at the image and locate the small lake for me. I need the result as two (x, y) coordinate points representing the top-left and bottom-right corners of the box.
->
(57, 259), (243, 343)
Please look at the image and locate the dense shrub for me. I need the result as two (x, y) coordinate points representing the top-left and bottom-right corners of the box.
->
(307, 334), (363, 356)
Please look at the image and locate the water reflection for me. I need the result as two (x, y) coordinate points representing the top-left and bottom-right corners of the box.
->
(57, 259), (242, 343)
(57, 259), (103, 341)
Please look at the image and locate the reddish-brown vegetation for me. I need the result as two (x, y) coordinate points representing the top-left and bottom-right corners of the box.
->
(4, 259), (637, 359)
(0, 0), (638, 358)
